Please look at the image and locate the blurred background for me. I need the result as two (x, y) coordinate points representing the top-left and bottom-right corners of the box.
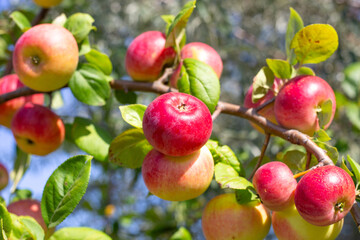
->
(1, 0), (360, 239)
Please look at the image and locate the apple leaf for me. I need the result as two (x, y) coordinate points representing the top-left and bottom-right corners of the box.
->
(313, 129), (331, 142)
(10, 147), (31, 194)
(41, 155), (92, 228)
(9, 11), (31, 32)
(162, 15), (175, 33)
(69, 63), (111, 106)
(290, 24), (338, 65)
(165, 0), (196, 48)
(114, 90), (137, 104)
(108, 128), (153, 169)
(71, 117), (112, 162)
(178, 58), (220, 113)
(85, 49), (113, 75)
(296, 66), (315, 76)
(52, 14), (67, 27)
(235, 187), (260, 205)
(341, 156), (354, 178)
(252, 67), (274, 103)
(119, 104), (147, 129)
(0, 204), (12, 238)
(266, 59), (292, 79)
(313, 141), (339, 164)
(281, 150), (308, 174)
(214, 162), (252, 190)
(18, 216), (44, 240)
(78, 37), (91, 56)
(317, 99), (333, 129)
(9, 189), (32, 203)
(286, 8), (304, 64)
(345, 155), (360, 184)
(64, 13), (96, 43)
(170, 227), (192, 240)
(48, 227), (112, 240)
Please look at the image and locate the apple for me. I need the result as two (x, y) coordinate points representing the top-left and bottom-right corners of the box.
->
(142, 146), (214, 201)
(170, 42), (223, 88)
(7, 199), (47, 232)
(0, 163), (9, 190)
(142, 92), (212, 156)
(244, 78), (282, 133)
(11, 103), (65, 156)
(294, 165), (356, 226)
(252, 161), (297, 211)
(201, 193), (271, 240)
(0, 74), (44, 128)
(13, 23), (79, 92)
(125, 31), (176, 81)
(32, 0), (63, 8)
(272, 204), (343, 240)
(274, 75), (336, 136)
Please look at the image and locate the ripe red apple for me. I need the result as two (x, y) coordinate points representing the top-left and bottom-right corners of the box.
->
(142, 92), (212, 156)
(201, 193), (271, 240)
(244, 78), (282, 133)
(294, 165), (355, 226)
(170, 42), (223, 88)
(11, 103), (65, 156)
(33, 0), (63, 8)
(274, 75), (336, 136)
(272, 204), (343, 240)
(252, 161), (297, 211)
(125, 31), (176, 81)
(0, 163), (9, 190)
(142, 146), (214, 201)
(0, 74), (44, 128)
(13, 23), (79, 92)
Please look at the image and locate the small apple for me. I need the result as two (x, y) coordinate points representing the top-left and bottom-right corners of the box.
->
(0, 74), (44, 128)
(274, 75), (336, 136)
(272, 204), (343, 240)
(0, 163), (9, 190)
(32, 0), (63, 8)
(125, 31), (176, 81)
(244, 78), (282, 133)
(11, 103), (65, 156)
(201, 193), (271, 240)
(13, 23), (79, 92)
(294, 165), (355, 226)
(142, 92), (212, 156)
(142, 146), (214, 201)
(170, 42), (223, 88)
(252, 161), (297, 211)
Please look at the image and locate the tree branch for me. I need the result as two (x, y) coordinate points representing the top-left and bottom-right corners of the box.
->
(248, 133), (271, 180)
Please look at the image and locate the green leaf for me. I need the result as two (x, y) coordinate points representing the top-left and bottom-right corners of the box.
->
(162, 15), (175, 33)
(119, 104), (147, 128)
(313, 129), (331, 142)
(85, 49), (112, 75)
(64, 13), (96, 43)
(290, 24), (338, 64)
(346, 155), (360, 183)
(71, 117), (112, 161)
(48, 227), (111, 240)
(286, 8), (304, 64)
(52, 14), (67, 27)
(165, 1), (196, 48)
(296, 66), (315, 76)
(69, 64), (111, 106)
(317, 99), (333, 129)
(41, 155), (92, 228)
(214, 162), (252, 190)
(114, 90), (137, 104)
(235, 187), (260, 205)
(108, 128), (153, 169)
(78, 37), (91, 56)
(206, 140), (245, 176)
(314, 141), (339, 164)
(282, 150), (307, 174)
(345, 103), (360, 130)
(251, 67), (274, 103)
(170, 227), (192, 240)
(178, 58), (220, 113)
(10, 189), (32, 203)
(266, 59), (292, 79)
(18, 216), (44, 240)
(0, 204), (12, 238)
(8, 214), (31, 240)
(10, 11), (31, 32)
(341, 156), (354, 178)
(10, 147), (31, 194)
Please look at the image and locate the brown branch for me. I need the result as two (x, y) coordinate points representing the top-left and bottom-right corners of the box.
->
(350, 202), (360, 232)
(248, 133), (271, 180)
(255, 97), (275, 112)
(306, 151), (312, 170)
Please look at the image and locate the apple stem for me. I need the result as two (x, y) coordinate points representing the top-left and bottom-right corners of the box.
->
(31, 56), (41, 65)
(293, 169), (311, 179)
(335, 202), (344, 212)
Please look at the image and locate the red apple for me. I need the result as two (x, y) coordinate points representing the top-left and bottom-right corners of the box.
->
(170, 42), (223, 88)
(294, 165), (355, 226)
(33, 0), (63, 8)
(0, 74), (44, 128)
(11, 103), (65, 156)
(201, 193), (271, 240)
(0, 163), (9, 190)
(244, 78), (282, 133)
(142, 92), (212, 156)
(13, 24), (79, 92)
(142, 146), (214, 201)
(252, 161), (297, 211)
(272, 204), (343, 240)
(125, 31), (176, 81)
(274, 75), (336, 136)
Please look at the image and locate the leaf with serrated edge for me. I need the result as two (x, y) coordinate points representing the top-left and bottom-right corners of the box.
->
(266, 59), (292, 79)
(10, 11), (31, 32)
(282, 150), (306, 174)
(0, 204), (12, 238)
(235, 187), (260, 204)
(41, 155), (92, 228)
(214, 162), (252, 190)
(85, 49), (113, 75)
(317, 99), (333, 128)
(346, 155), (360, 183)
(341, 156), (354, 177)
(119, 104), (147, 129)
(286, 8), (304, 64)
(313, 129), (331, 142)
(314, 141), (338, 164)
(252, 67), (274, 103)
(19, 216), (44, 240)
(64, 13), (96, 43)
(48, 227), (112, 240)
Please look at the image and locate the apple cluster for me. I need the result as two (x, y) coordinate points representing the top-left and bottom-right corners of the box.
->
(141, 92), (214, 201)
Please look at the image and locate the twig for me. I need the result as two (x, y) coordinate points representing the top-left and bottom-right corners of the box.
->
(248, 133), (271, 180)
(350, 202), (360, 232)
(306, 151), (312, 170)
(255, 97), (275, 112)
(31, 8), (50, 26)
(211, 103), (223, 121)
